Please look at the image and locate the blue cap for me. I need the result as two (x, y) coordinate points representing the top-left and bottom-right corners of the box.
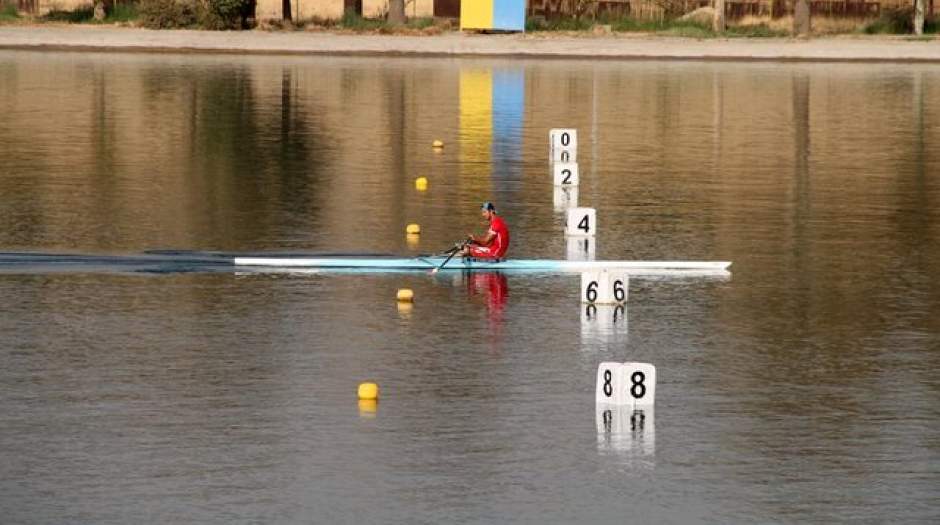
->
(481, 201), (496, 211)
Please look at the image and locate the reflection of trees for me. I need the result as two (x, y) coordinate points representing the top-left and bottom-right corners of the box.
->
(791, 70), (811, 277)
(90, 65), (118, 245)
(383, 67), (408, 238)
(140, 65), (328, 248)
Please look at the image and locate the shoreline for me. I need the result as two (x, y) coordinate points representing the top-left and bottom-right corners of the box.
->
(2, 25), (940, 63)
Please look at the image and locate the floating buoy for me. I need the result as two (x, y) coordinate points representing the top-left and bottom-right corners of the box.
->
(396, 288), (414, 302)
(415, 177), (428, 191)
(406, 223), (421, 235)
(358, 382), (379, 400)
(432, 139), (444, 149)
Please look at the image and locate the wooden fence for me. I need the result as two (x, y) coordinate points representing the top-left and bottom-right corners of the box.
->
(528, 0), (936, 20)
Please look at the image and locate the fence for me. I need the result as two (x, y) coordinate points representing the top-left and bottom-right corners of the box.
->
(527, 0), (935, 20)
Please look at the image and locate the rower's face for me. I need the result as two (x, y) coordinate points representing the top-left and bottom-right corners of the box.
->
(481, 210), (492, 221)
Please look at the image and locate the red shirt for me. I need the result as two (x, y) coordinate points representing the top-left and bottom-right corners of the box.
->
(469, 215), (510, 259)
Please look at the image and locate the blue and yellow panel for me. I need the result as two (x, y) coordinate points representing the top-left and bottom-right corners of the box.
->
(461, 0), (525, 32)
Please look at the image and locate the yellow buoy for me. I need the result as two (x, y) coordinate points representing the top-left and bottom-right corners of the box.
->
(406, 223), (421, 235)
(358, 382), (379, 400)
(396, 288), (414, 302)
(432, 140), (444, 149)
(415, 177), (428, 191)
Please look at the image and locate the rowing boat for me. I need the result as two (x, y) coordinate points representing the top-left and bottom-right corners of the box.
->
(0, 251), (731, 276)
(233, 256), (732, 275)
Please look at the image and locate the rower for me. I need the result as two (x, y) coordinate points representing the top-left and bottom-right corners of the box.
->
(460, 201), (510, 260)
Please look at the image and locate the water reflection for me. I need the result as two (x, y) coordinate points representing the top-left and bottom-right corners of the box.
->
(581, 304), (628, 346)
(596, 406), (655, 467)
(464, 271), (508, 342)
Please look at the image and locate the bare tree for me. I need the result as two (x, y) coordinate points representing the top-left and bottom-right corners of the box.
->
(914, 0), (925, 35)
(388, 0), (405, 24)
(714, 0), (726, 32)
(793, 0), (810, 35)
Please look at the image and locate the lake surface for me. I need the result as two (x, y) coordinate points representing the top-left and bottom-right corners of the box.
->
(1, 50), (939, 524)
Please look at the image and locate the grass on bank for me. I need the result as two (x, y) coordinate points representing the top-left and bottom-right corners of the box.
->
(526, 15), (788, 38)
(261, 12), (446, 34)
(527, 12), (939, 37)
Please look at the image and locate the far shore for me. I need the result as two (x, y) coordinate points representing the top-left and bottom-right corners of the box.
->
(1, 25), (940, 63)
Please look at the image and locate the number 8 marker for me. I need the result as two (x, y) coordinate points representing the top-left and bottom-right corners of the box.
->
(595, 362), (624, 405)
(621, 363), (655, 407)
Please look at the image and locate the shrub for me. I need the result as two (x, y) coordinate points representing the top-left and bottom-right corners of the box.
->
(200, 0), (254, 30)
(139, 0), (253, 29)
(42, 6), (95, 22)
(138, 0), (198, 28)
(863, 7), (913, 34)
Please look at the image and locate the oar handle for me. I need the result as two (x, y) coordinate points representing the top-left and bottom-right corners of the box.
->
(431, 239), (470, 273)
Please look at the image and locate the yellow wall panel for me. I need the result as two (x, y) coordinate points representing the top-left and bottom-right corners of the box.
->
(460, 0), (494, 30)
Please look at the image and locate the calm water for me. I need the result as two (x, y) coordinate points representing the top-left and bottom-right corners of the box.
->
(1, 50), (939, 523)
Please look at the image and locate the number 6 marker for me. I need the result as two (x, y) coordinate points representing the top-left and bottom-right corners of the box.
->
(581, 271), (627, 304)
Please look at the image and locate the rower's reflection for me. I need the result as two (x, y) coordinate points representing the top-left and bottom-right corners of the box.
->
(465, 271), (509, 342)
(466, 271), (508, 317)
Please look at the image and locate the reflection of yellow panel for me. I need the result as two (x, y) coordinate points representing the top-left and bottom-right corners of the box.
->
(460, 0), (493, 30)
(459, 69), (492, 197)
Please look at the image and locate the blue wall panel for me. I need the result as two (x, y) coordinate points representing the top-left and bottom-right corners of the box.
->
(492, 0), (525, 31)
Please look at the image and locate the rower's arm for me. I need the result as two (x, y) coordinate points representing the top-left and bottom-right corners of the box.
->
(473, 230), (496, 246)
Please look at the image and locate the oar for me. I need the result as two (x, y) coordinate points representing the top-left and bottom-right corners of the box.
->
(431, 239), (469, 274)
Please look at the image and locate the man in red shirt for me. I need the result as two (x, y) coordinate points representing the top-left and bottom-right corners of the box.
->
(461, 202), (510, 260)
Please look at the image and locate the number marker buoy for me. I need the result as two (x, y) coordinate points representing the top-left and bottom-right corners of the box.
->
(406, 223), (421, 235)
(565, 208), (596, 237)
(432, 140), (444, 149)
(595, 363), (655, 408)
(581, 271), (628, 304)
(358, 382), (379, 400)
(415, 177), (428, 191)
(396, 288), (414, 302)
